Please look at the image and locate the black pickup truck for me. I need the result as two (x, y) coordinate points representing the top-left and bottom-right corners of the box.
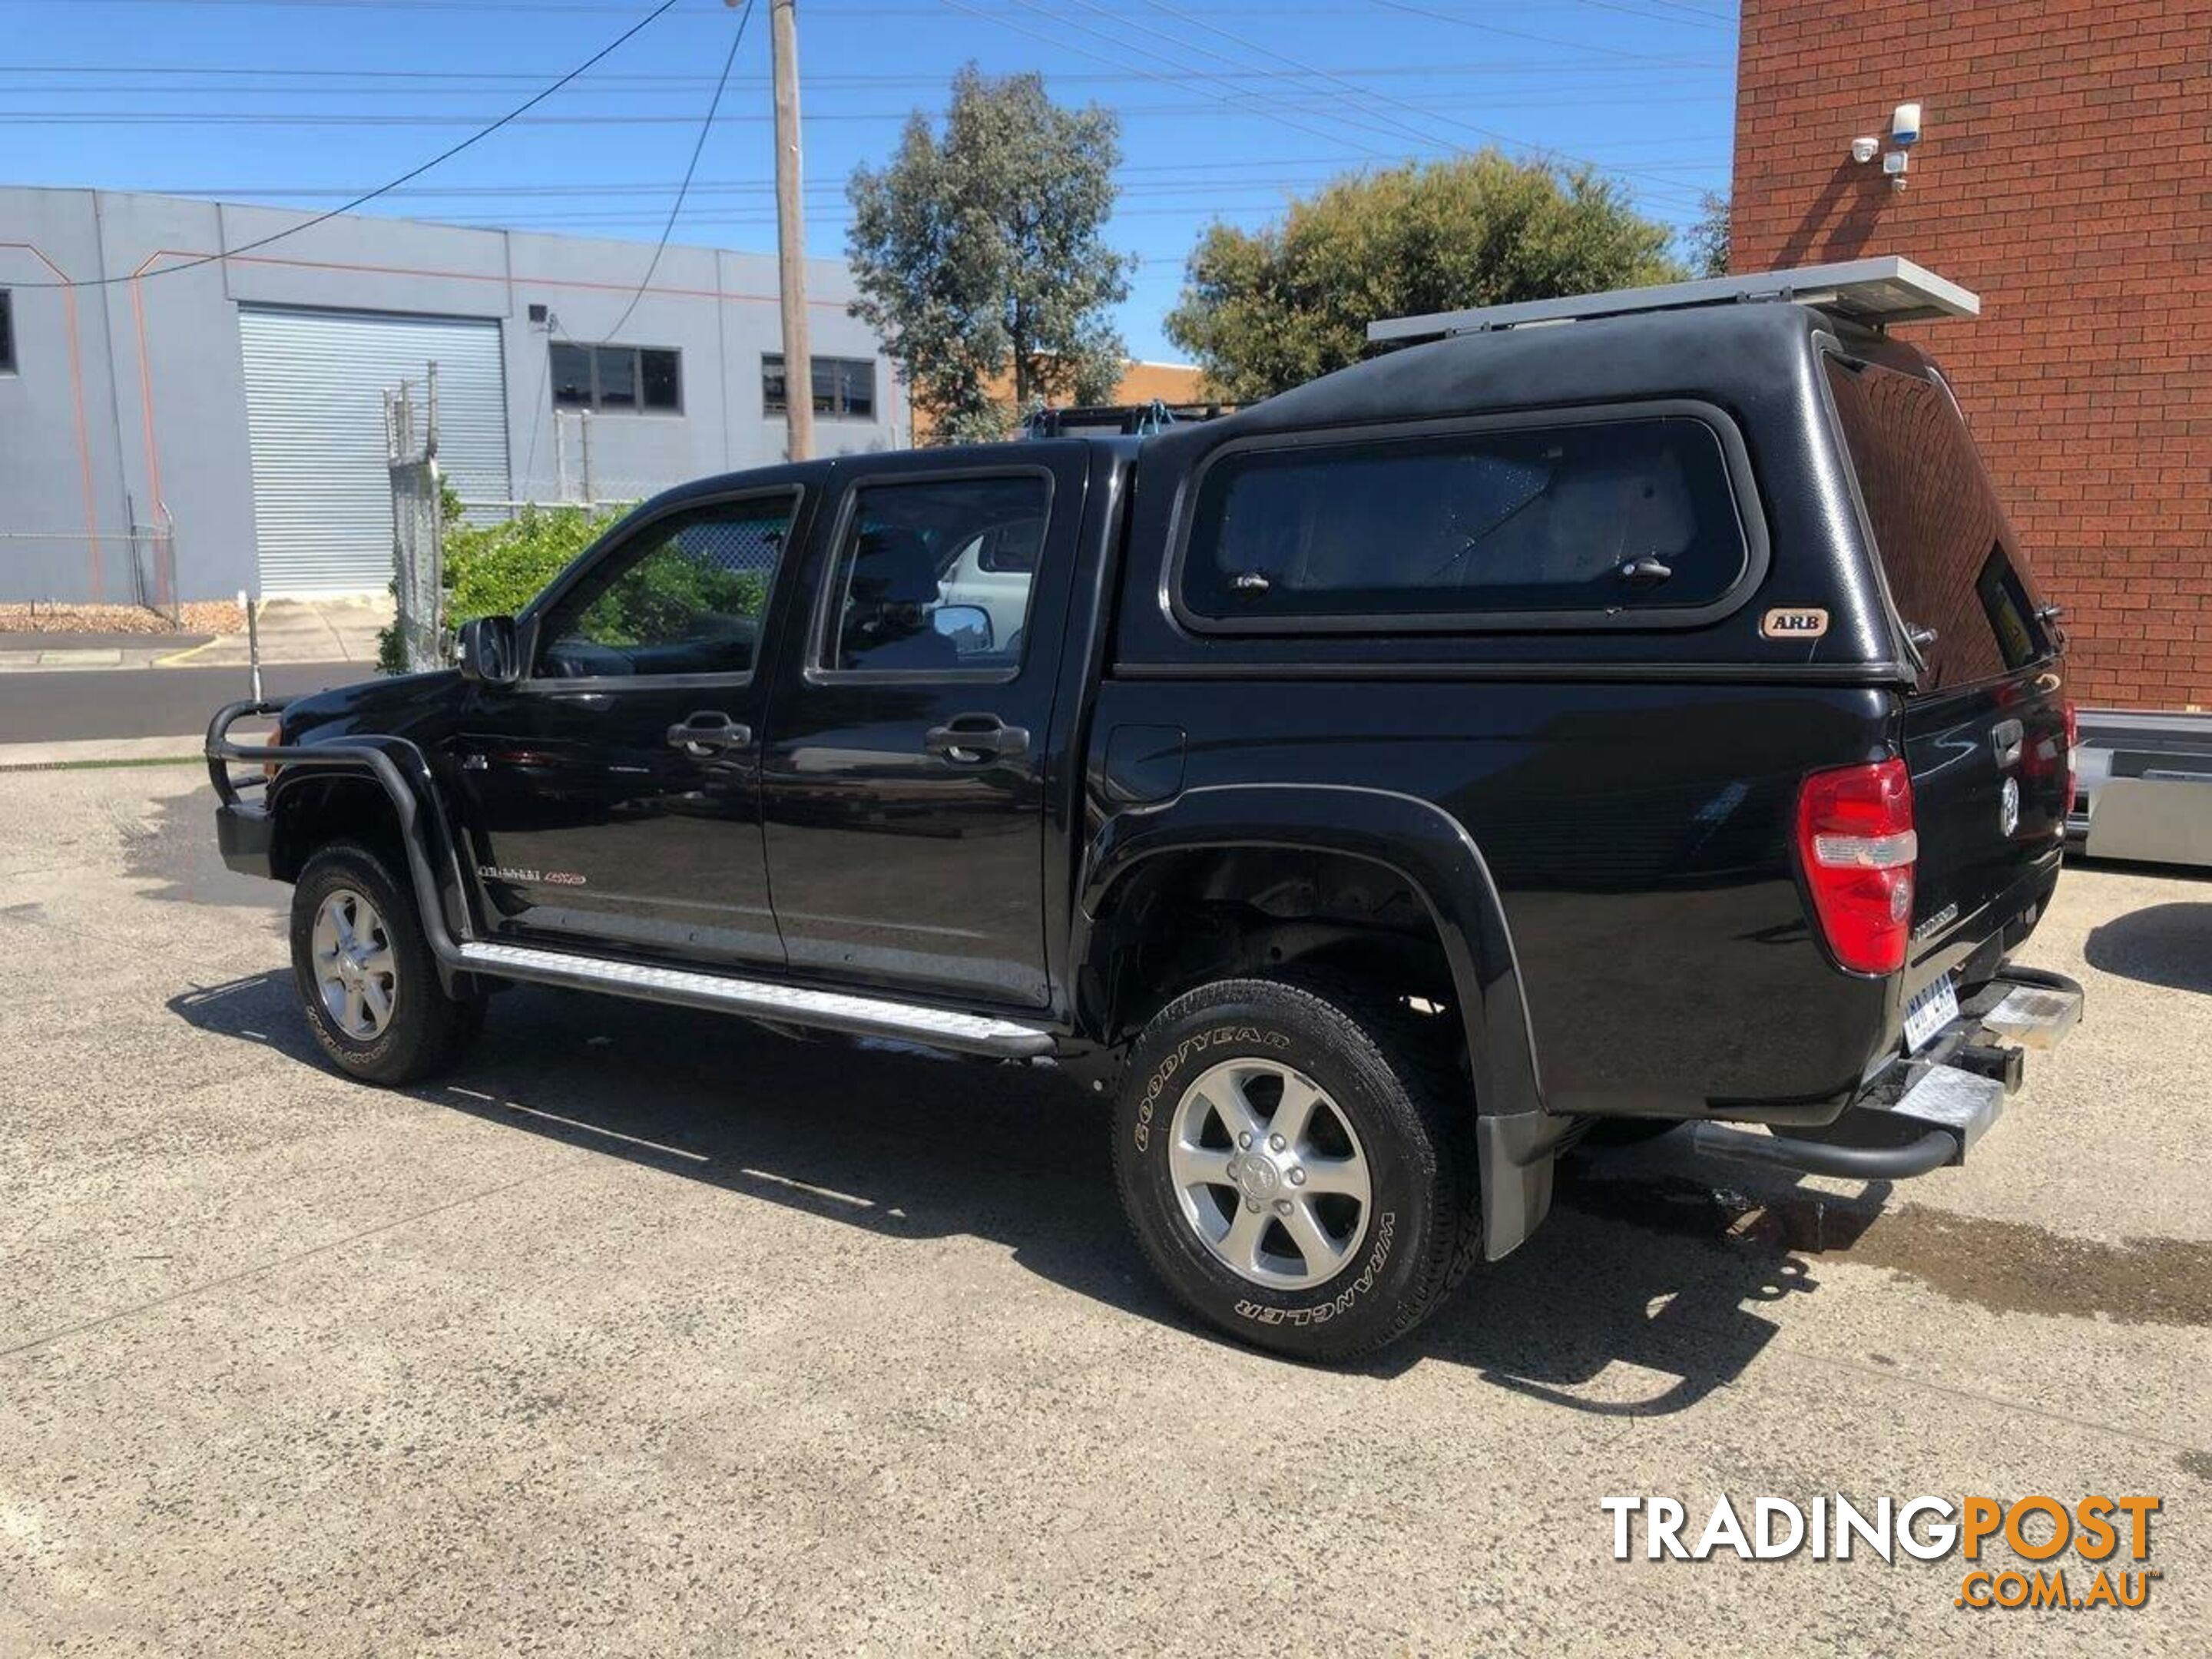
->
(210, 264), (2083, 1359)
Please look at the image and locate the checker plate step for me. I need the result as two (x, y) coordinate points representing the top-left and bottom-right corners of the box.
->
(456, 941), (1055, 1056)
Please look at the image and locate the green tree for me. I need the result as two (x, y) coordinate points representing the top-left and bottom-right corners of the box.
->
(1684, 191), (1730, 280)
(846, 65), (1136, 442)
(1165, 153), (1686, 402)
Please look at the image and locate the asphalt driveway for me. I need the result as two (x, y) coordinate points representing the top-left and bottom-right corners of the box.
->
(2, 765), (2206, 1654)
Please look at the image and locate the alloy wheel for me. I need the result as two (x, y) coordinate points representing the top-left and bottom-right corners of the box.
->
(1166, 1058), (1373, 1290)
(311, 887), (398, 1040)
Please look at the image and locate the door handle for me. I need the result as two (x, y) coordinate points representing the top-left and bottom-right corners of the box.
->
(923, 713), (1030, 763)
(666, 710), (752, 754)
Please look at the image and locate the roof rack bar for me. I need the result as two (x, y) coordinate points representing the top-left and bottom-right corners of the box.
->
(1366, 256), (1979, 345)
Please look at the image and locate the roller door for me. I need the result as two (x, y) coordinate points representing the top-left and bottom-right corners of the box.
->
(239, 305), (509, 594)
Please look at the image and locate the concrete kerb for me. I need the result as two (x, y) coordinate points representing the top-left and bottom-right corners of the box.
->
(0, 597), (396, 674)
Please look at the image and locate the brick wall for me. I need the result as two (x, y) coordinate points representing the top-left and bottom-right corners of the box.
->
(1734, 0), (2212, 707)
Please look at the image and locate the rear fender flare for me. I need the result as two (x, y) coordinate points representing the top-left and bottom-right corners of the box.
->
(1075, 783), (1543, 1121)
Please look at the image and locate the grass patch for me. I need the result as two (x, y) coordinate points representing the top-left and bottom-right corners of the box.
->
(0, 754), (207, 773)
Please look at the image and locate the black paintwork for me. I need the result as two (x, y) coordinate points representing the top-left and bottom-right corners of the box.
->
(250, 300), (2066, 1146)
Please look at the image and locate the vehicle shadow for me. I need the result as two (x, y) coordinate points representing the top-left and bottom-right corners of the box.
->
(2083, 900), (2212, 994)
(171, 971), (1878, 1414)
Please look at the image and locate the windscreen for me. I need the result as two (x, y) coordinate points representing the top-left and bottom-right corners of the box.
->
(1824, 356), (2054, 690)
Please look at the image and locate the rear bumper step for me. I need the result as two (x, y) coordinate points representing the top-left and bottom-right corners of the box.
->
(1692, 966), (2082, 1181)
(455, 941), (1058, 1058)
(1980, 979), (2084, 1051)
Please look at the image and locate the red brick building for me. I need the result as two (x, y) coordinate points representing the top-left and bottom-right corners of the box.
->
(1732, 0), (2212, 707)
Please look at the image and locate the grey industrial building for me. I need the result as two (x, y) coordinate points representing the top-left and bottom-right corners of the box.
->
(0, 187), (907, 603)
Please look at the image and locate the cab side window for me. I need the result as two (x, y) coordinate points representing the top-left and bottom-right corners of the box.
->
(538, 495), (792, 680)
(821, 475), (1049, 676)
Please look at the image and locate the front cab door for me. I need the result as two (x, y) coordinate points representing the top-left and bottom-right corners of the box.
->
(447, 485), (805, 968)
(760, 453), (1083, 1006)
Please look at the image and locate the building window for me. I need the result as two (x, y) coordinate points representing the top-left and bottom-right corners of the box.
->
(763, 353), (876, 421)
(551, 343), (681, 414)
(0, 290), (14, 373)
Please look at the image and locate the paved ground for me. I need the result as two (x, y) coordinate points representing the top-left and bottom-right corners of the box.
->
(0, 664), (365, 749)
(0, 596), (394, 677)
(2, 767), (2206, 1655)
(158, 595), (393, 672)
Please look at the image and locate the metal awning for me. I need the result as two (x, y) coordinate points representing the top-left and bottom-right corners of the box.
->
(1366, 256), (1980, 344)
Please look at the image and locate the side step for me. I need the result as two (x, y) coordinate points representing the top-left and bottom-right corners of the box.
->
(455, 941), (1057, 1058)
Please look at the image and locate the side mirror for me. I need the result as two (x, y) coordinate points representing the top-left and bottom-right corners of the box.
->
(456, 614), (521, 686)
(932, 604), (992, 651)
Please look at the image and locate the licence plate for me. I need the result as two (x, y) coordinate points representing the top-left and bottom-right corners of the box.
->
(1902, 972), (1960, 1055)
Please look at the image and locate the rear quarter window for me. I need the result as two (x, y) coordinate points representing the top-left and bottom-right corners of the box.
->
(1178, 412), (1753, 630)
(1823, 356), (2052, 688)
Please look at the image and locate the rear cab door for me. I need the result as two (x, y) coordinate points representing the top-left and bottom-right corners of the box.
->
(1823, 349), (2070, 997)
(757, 442), (1091, 1007)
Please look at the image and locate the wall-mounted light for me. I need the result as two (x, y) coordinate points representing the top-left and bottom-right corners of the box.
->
(1883, 150), (1910, 191)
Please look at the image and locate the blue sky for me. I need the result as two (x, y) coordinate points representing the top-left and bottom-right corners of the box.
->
(2, 0), (1739, 361)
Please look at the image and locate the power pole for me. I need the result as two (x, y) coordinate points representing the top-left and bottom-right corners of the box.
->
(768, 0), (814, 461)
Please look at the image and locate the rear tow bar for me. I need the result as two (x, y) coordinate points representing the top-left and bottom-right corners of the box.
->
(1689, 967), (2084, 1180)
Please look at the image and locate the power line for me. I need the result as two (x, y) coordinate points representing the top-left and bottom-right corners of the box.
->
(597, 0), (756, 343)
(6, 0), (684, 289)
(1558, 0), (1733, 27)
(982, 0), (1531, 168)
(1372, 0), (1726, 55)
(0, 84), (1729, 126)
(961, 0), (1710, 207)
(8, 0), (1732, 14)
(315, 169), (1736, 207)
(935, 0), (1397, 161)
(1134, 0), (1722, 201)
(114, 141), (1732, 199)
(973, 0), (1708, 207)
(0, 57), (1727, 85)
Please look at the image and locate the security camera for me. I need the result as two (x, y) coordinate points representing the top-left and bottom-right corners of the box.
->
(1891, 102), (1923, 147)
(1850, 136), (1879, 164)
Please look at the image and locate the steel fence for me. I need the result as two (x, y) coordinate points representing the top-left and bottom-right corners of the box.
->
(0, 514), (179, 619)
(385, 368), (445, 674)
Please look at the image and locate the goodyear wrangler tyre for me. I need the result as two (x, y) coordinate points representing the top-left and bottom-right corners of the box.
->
(291, 840), (485, 1087)
(1112, 975), (1479, 1361)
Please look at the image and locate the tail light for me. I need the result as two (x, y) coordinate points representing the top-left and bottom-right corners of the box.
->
(1796, 758), (1917, 974)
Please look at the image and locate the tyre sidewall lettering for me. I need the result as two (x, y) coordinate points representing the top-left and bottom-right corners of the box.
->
(1130, 1022), (1291, 1153)
(1124, 1009), (1410, 1332)
(1236, 1209), (1396, 1328)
